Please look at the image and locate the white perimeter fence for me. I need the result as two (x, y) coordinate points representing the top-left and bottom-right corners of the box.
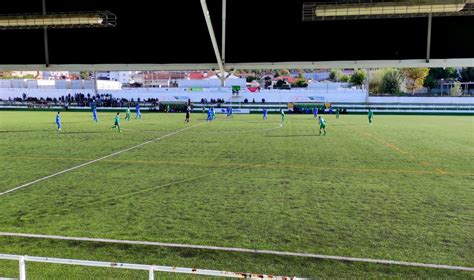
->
(0, 254), (307, 280)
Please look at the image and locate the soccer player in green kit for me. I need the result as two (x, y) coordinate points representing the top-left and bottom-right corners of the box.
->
(111, 112), (122, 132)
(280, 109), (285, 125)
(368, 109), (374, 125)
(125, 107), (131, 121)
(212, 108), (216, 120)
(318, 116), (327, 135)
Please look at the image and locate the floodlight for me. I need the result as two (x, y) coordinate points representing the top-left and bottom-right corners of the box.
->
(303, 1), (474, 20)
(315, 3), (465, 17)
(0, 11), (116, 30)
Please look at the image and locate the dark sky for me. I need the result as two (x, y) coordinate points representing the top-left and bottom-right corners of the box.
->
(0, 0), (473, 65)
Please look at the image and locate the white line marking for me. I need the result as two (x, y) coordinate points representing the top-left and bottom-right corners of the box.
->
(0, 123), (205, 197)
(0, 232), (472, 272)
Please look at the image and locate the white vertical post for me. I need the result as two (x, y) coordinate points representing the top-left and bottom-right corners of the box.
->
(148, 266), (154, 280)
(19, 256), (26, 280)
(42, 0), (50, 67)
(366, 68), (370, 103)
(426, 13), (432, 63)
(93, 71), (98, 96)
(220, 75), (225, 87)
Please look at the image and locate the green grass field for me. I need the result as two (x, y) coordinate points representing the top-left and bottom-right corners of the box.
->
(0, 111), (473, 279)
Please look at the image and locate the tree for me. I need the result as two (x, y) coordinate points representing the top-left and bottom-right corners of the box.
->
(339, 75), (350, 83)
(450, 81), (463, 96)
(329, 69), (341, 81)
(292, 77), (308, 88)
(460, 67), (474, 82)
(277, 69), (290, 76)
(22, 74), (35, 79)
(0, 71), (12, 79)
(350, 69), (367, 88)
(275, 79), (285, 89)
(402, 68), (429, 95)
(80, 71), (91, 80)
(369, 69), (387, 95)
(380, 69), (406, 95)
(424, 67), (458, 89)
(329, 69), (350, 82)
(246, 76), (256, 83)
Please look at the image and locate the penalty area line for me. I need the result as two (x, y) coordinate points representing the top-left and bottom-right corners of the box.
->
(0, 232), (472, 272)
(0, 122), (205, 197)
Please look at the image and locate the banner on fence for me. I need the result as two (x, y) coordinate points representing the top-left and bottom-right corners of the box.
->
(292, 96), (326, 102)
(216, 108), (250, 114)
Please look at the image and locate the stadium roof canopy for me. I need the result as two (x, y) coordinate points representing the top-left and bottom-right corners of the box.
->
(0, 0), (473, 71)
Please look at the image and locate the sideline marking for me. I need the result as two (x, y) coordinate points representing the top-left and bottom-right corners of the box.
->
(0, 123), (205, 197)
(364, 132), (410, 156)
(0, 232), (473, 272)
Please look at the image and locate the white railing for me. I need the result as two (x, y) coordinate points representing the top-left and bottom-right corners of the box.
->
(0, 254), (306, 280)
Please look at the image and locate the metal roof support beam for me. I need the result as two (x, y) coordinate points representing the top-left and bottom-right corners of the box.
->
(225, 59), (474, 69)
(0, 59), (473, 71)
(42, 0), (50, 67)
(200, 0), (226, 86)
(0, 63), (219, 71)
(426, 13), (432, 63)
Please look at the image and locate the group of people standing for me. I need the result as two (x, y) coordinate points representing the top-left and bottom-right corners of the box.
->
(109, 103), (142, 132)
(55, 103), (374, 136)
(55, 102), (143, 133)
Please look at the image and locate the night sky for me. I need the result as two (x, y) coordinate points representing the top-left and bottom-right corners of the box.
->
(0, 0), (473, 65)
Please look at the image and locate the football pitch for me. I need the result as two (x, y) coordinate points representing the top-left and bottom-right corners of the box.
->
(0, 111), (473, 279)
